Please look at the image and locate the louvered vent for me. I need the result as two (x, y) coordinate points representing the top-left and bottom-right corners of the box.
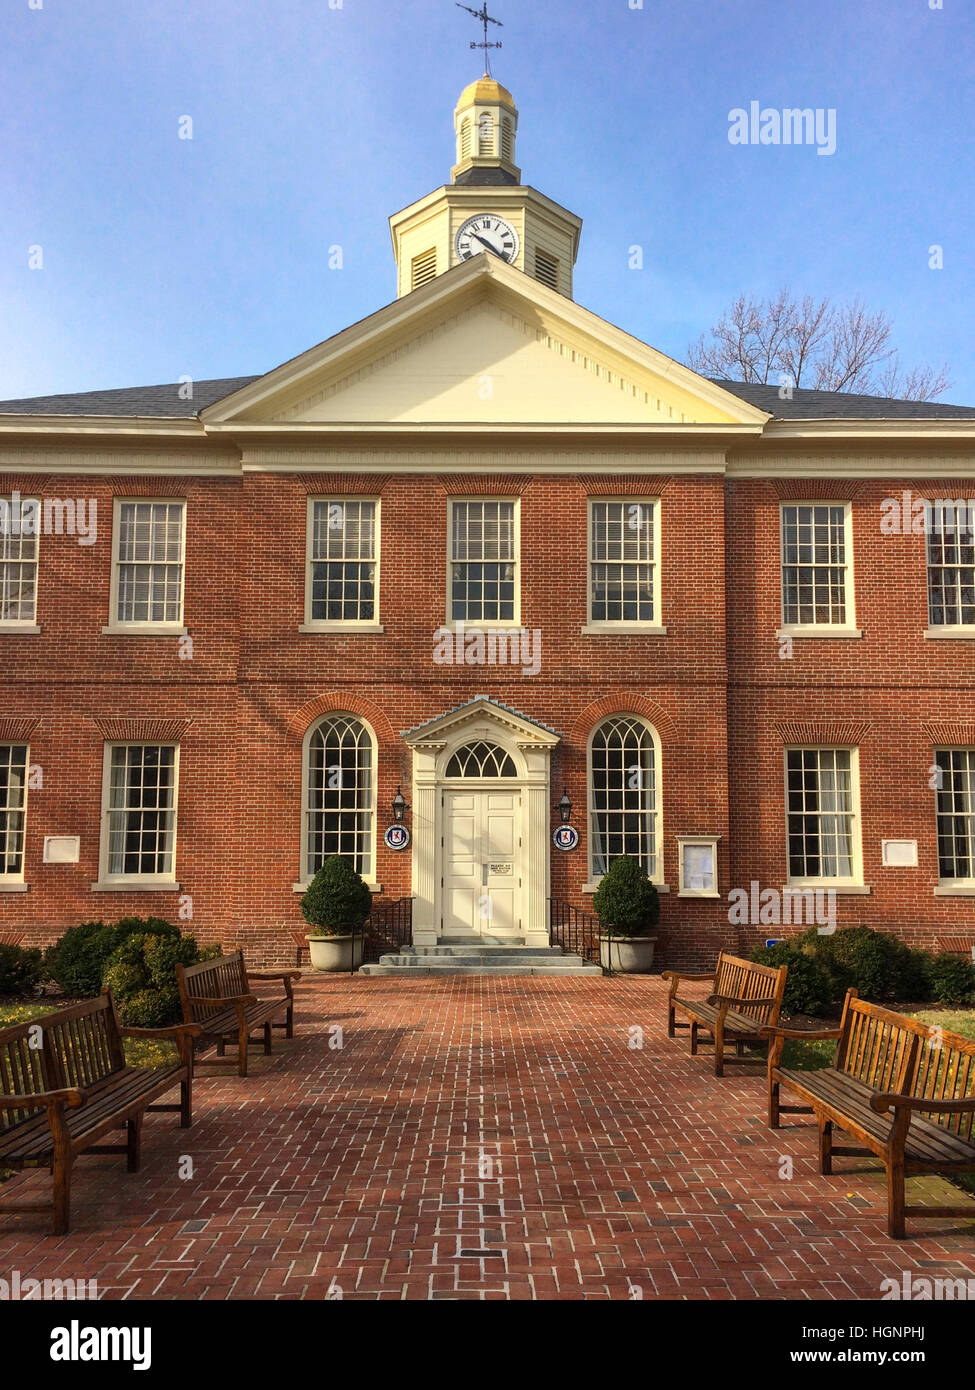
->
(535, 250), (559, 291)
(460, 118), (472, 160)
(501, 119), (514, 162)
(411, 248), (437, 290)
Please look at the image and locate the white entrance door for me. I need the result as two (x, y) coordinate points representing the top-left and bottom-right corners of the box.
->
(442, 789), (522, 938)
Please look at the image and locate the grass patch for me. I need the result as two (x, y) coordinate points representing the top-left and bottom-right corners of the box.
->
(0, 999), (178, 1068)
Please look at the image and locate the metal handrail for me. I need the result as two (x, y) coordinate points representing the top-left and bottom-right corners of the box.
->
(548, 898), (607, 974)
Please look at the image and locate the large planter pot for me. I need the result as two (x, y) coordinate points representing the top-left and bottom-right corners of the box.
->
(306, 934), (364, 972)
(599, 934), (657, 973)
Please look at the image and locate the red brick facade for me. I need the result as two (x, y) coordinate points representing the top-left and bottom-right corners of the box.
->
(2, 461), (973, 968)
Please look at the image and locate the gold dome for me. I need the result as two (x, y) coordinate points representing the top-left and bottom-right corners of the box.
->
(456, 75), (516, 109)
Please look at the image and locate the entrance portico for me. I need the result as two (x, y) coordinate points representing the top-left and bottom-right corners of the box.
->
(402, 697), (560, 949)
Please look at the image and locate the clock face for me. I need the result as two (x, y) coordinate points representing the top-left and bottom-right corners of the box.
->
(455, 214), (520, 265)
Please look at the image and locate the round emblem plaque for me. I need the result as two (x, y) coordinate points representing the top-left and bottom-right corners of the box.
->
(552, 824), (580, 852)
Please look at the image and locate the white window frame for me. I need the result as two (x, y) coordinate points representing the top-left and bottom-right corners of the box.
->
(677, 836), (720, 899)
(583, 497), (665, 634)
(0, 742), (29, 889)
(584, 715), (665, 891)
(924, 502), (975, 638)
(295, 714), (379, 891)
(95, 742), (180, 890)
(0, 494), (41, 633)
(778, 501), (860, 638)
(445, 497), (521, 629)
(301, 497), (383, 633)
(933, 746), (975, 894)
(784, 745), (863, 889)
(104, 498), (187, 636)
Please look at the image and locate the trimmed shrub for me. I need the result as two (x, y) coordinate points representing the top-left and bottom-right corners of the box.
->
(0, 943), (43, 998)
(925, 953), (975, 1008)
(592, 856), (661, 937)
(799, 926), (932, 1004)
(44, 916), (180, 998)
(103, 930), (216, 1027)
(749, 943), (834, 1017)
(302, 856), (372, 935)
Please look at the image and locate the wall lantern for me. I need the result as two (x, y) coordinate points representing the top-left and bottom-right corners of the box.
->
(391, 786), (409, 822)
(557, 787), (572, 824)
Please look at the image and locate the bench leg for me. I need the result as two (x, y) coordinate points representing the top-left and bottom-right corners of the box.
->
(819, 1118), (833, 1176)
(52, 1157), (72, 1236)
(217, 1039), (226, 1057)
(238, 1030), (249, 1078)
(768, 1074), (781, 1128)
(690, 1022), (699, 1055)
(180, 1073), (192, 1129)
(667, 1003), (676, 1038)
(714, 1024), (725, 1078)
(127, 1115), (143, 1173)
(887, 1162), (907, 1240)
(286, 1002), (294, 1040)
(263, 1021), (273, 1055)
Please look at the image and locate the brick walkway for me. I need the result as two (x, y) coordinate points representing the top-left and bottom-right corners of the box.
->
(3, 976), (975, 1300)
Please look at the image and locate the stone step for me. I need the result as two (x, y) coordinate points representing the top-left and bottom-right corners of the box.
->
(357, 962), (603, 977)
(404, 945), (566, 958)
(375, 952), (592, 968)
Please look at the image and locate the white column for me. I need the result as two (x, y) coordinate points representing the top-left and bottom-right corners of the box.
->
(518, 741), (553, 949)
(409, 741), (443, 946)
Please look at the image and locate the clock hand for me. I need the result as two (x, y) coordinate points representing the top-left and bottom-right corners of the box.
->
(473, 233), (500, 255)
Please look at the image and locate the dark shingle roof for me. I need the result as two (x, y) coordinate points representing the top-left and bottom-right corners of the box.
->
(0, 377), (259, 418)
(0, 374), (973, 422)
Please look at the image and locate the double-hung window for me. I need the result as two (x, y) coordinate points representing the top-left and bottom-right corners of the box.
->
(448, 500), (518, 624)
(0, 495), (39, 628)
(588, 716), (660, 882)
(935, 749), (975, 886)
(109, 500), (185, 631)
(927, 502), (975, 631)
(785, 747), (861, 884)
(588, 499), (659, 628)
(305, 499), (379, 628)
(100, 744), (179, 884)
(780, 503), (856, 632)
(0, 744), (28, 883)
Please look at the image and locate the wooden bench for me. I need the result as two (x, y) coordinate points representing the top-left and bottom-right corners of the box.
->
(663, 952), (788, 1076)
(765, 989), (975, 1239)
(176, 951), (300, 1078)
(0, 992), (199, 1235)
(0, 932), (25, 946)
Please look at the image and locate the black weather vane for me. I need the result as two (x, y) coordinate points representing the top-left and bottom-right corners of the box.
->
(456, 3), (503, 76)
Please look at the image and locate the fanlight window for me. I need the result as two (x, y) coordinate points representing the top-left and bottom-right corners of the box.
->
(589, 716), (657, 878)
(306, 715), (373, 879)
(445, 741), (516, 778)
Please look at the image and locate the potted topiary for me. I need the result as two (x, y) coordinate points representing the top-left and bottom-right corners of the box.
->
(592, 855), (660, 973)
(302, 855), (372, 972)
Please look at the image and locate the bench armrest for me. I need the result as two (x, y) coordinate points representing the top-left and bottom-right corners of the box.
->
(248, 971), (301, 983)
(662, 971), (715, 983)
(190, 993), (258, 1009)
(0, 1088), (85, 1112)
(121, 1023), (202, 1041)
(708, 993), (776, 1012)
(871, 1092), (975, 1116)
(760, 1025), (842, 1042)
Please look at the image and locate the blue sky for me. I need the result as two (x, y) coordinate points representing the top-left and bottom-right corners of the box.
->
(1, 0), (972, 402)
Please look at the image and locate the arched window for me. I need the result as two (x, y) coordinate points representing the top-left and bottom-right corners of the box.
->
(305, 715), (374, 880)
(588, 716), (659, 879)
(445, 741), (516, 778)
(477, 113), (494, 155)
(459, 118), (472, 160)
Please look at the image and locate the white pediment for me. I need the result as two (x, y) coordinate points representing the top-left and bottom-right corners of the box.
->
(202, 256), (769, 431)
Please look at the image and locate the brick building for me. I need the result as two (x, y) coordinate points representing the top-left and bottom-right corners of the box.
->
(1, 77), (974, 968)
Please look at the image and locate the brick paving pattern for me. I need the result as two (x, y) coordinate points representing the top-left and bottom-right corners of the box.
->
(2, 975), (974, 1300)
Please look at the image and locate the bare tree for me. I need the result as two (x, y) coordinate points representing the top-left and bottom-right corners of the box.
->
(687, 289), (951, 401)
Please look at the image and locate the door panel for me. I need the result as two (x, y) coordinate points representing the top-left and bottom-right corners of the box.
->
(443, 789), (521, 937)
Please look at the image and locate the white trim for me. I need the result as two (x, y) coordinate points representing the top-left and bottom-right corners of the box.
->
(586, 714), (664, 887)
(924, 626), (975, 639)
(302, 495), (381, 631)
(97, 741), (180, 888)
(779, 500), (856, 632)
(677, 835), (720, 898)
(586, 496), (662, 631)
(446, 496), (521, 627)
(108, 497), (187, 632)
(934, 884), (975, 897)
(299, 712), (378, 884)
(0, 739), (29, 887)
(783, 744), (864, 889)
(0, 624), (41, 635)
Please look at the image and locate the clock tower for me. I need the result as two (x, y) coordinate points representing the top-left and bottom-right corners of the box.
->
(389, 75), (583, 299)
